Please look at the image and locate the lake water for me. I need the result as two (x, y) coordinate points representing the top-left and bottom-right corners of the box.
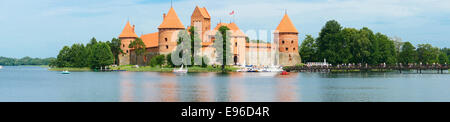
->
(0, 66), (449, 102)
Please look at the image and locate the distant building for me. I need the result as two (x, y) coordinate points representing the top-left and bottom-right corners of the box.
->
(118, 6), (301, 66)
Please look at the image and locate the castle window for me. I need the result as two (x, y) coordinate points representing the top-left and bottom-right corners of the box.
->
(282, 40), (285, 44)
(123, 44), (125, 48)
(291, 40), (294, 44)
(286, 48), (288, 51)
(293, 48), (296, 51)
(166, 45), (169, 49)
(165, 38), (168, 42)
(235, 42), (237, 47)
(126, 50), (129, 53)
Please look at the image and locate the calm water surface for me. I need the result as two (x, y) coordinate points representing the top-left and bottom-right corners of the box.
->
(0, 66), (449, 102)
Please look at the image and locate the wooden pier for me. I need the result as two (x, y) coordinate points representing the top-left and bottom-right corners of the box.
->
(284, 64), (450, 74)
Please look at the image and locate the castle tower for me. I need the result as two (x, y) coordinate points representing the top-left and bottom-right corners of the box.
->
(118, 21), (139, 65)
(158, 7), (185, 55)
(191, 6), (211, 42)
(274, 13), (301, 66)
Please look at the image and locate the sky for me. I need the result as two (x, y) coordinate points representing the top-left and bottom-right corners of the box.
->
(0, 0), (449, 58)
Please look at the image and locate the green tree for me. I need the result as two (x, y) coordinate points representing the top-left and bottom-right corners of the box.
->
(128, 38), (146, 65)
(353, 27), (373, 64)
(88, 37), (97, 46)
(417, 44), (439, 64)
(337, 28), (355, 64)
(438, 52), (449, 64)
(108, 38), (123, 65)
(442, 48), (450, 63)
(166, 53), (174, 67)
(316, 20), (343, 64)
(55, 46), (71, 67)
(399, 42), (418, 64)
(88, 42), (114, 69)
(375, 33), (397, 64)
(0, 57), (55, 66)
(299, 35), (318, 63)
(214, 26), (232, 71)
(68, 43), (88, 67)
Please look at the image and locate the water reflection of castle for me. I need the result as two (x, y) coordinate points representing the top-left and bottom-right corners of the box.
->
(118, 6), (301, 66)
(119, 72), (298, 102)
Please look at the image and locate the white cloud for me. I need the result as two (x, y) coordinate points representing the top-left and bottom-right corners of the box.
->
(0, 0), (449, 58)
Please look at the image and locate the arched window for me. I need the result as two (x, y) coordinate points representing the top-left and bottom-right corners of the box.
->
(165, 38), (168, 42)
(285, 48), (288, 51)
(123, 44), (125, 48)
(282, 40), (285, 44)
(235, 42), (237, 47)
(126, 50), (128, 53)
(293, 48), (296, 51)
(166, 45), (169, 49)
(291, 40), (294, 44)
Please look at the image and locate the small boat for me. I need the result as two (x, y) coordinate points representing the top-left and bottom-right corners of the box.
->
(0, 65), (2, 69)
(61, 70), (71, 74)
(173, 65), (188, 73)
(247, 68), (258, 72)
(280, 71), (289, 75)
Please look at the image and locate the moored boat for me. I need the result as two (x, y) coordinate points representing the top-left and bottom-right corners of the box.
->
(173, 65), (188, 73)
(61, 70), (70, 74)
(280, 71), (289, 75)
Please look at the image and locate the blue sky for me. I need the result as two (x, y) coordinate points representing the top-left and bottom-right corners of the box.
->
(1, 0), (449, 58)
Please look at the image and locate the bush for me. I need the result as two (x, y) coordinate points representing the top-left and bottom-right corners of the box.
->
(166, 53), (174, 67)
(149, 55), (165, 67)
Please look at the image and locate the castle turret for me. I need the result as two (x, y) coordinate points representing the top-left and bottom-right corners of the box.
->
(118, 21), (139, 65)
(158, 7), (185, 54)
(191, 6), (211, 42)
(274, 13), (301, 66)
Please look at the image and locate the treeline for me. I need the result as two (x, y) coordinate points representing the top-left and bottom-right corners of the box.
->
(299, 20), (450, 65)
(50, 37), (121, 69)
(0, 56), (55, 66)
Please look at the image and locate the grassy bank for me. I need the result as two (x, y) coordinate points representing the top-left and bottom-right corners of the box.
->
(48, 67), (92, 71)
(111, 65), (239, 72)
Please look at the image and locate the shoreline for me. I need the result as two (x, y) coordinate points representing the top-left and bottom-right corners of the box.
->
(41, 65), (450, 73)
(47, 65), (239, 72)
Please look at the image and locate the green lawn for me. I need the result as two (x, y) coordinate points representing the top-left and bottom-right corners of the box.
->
(48, 67), (92, 71)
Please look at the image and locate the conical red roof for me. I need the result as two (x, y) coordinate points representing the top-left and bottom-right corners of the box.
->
(119, 21), (138, 38)
(276, 14), (298, 33)
(194, 6), (210, 19)
(158, 7), (185, 29)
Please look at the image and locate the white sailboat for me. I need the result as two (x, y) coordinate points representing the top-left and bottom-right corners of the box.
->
(0, 65), (3, 69)
(61, 70), (70, 74)
(173, 65), (188, 73)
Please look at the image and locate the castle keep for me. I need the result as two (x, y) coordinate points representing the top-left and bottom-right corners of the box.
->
(118, 6), (301, 66)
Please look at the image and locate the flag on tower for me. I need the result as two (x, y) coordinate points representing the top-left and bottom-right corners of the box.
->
(229, 10), (235, 15)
